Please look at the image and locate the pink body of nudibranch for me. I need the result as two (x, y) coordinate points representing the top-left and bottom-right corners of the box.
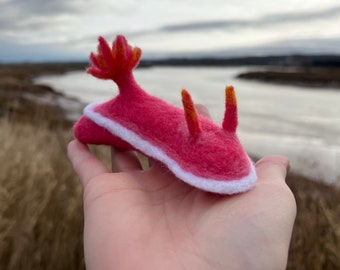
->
(74, 35), (257, 194)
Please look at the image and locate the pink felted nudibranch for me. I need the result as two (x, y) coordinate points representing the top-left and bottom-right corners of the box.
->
(74, 35), (257, 194)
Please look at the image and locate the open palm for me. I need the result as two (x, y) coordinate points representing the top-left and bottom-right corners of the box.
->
(68, 107), (296, 270)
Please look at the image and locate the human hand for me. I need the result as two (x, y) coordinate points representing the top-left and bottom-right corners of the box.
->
(68, 105), (296, 270)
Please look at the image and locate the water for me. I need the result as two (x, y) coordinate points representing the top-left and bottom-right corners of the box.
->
(35, 67), (340, 186)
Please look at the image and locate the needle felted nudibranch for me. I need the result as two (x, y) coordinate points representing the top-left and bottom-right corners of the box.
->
(73, 35), (257, 194)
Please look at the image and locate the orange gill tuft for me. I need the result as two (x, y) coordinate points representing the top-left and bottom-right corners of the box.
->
(86, 36), (141, 81)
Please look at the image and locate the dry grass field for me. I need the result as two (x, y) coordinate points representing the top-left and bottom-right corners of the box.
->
(0, 64), (339, 269)
(0, 120), (84, 270)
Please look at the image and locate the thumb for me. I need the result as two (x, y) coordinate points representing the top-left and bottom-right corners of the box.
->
(255, 155), (290, 184)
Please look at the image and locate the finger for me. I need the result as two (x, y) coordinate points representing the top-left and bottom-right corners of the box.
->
(136, 153), (151, 170)
(195, 104), (212, 119)
(111, 148), (142, 172)
(67, 140), (109, 187)
(149, 159), (168, 173)
(255, 155), (290, 184)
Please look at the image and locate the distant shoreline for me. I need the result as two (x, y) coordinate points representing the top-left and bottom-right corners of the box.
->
(140, 54), (340, 68)
(143, 54), (340, 89)
(3, 53), (340, 88)
(237, 68), (340, 89)
(2, 53), (340, 68)
(2, 56), (340, 125)
(0, 62), (87, 126)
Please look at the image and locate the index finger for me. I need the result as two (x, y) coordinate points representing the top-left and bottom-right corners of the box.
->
(195, 104), (212, 119)
(67, 140), (109, 187)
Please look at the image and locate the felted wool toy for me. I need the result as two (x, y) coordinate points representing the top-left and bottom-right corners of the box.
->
(73, 35), (257, 194)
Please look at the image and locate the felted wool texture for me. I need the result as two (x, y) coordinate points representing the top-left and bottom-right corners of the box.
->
(90, 92), (251, 180)
(74, 115), (133, 150)
(73, 35), (258, 194)
(82, 101), (257, 194)
(223, 86), (238, 133)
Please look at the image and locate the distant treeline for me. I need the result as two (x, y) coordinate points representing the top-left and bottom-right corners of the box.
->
(3, 54), (340, 69)
(140, 55), (340, 68)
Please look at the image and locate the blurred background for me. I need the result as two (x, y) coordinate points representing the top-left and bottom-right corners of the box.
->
(1, 0), (340, 61)
(0, 0), (339, 269)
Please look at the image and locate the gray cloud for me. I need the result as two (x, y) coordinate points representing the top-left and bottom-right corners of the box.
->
(2, 1), (339, 41)
(161, 20), (249, 32)
(263, 5), (340, 23)
(1, 0), (340, 62)
(158, 5), (340, 33)
(0, 0), (136, 60)
(9, 0), (82, 15)
(0, 0), (79, 33)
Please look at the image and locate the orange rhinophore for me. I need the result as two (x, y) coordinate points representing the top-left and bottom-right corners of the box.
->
(223, 86), (238, 133)
(181, 89), (201, 136)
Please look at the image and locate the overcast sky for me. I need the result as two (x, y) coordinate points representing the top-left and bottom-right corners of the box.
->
(1, 0), (340, 62)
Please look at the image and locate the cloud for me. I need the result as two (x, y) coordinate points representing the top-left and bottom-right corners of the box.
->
(160, 20), (249, 32)
(0, 0), (135, 44)
(1, 0), (340, 62)
(0, 0), (79, 29)
(157, 5), (340, 33)
(263, 5), (340, 23)
(9, 0), (82, 15)
(0, 1), (81, 47)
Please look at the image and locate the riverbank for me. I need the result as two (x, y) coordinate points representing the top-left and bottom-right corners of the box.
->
(0, 63), (339, 269)
(237, 67), (340, 89)
(0, 63), (86, 126)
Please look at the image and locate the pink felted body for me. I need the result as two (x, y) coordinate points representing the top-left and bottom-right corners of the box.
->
(74, 35), (257, 194)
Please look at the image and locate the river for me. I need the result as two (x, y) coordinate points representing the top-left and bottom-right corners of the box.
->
(35, 66), (340, 186)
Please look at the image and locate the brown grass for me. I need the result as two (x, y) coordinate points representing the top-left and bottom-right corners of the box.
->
(286, 175), (340, 269)
(1, 118), (339, 270)
(0, 120), (84, 270)
(0, 63), (339, 269)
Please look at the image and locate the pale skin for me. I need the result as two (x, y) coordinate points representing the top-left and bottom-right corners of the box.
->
(68, 105), (296, 270)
